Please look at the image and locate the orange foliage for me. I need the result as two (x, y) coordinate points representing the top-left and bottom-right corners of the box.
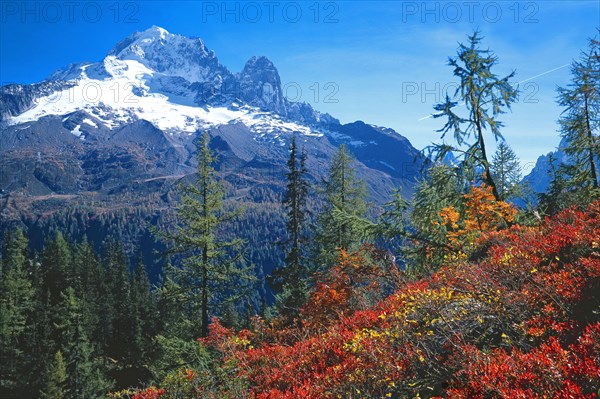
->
(300, 246), (398, 331)
(437, 184), (517, 259)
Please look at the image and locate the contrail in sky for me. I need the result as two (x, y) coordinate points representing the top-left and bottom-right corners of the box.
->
(417, 64), (571, 121)
(517, 64), (570, 84)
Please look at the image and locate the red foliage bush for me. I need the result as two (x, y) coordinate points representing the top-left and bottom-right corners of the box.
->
(131, 387), (166, 399)
(445, 323), (600, 398)
(140, 201), (600, 398)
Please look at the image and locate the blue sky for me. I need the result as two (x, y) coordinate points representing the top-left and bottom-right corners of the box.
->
(1, 1), (598, 172)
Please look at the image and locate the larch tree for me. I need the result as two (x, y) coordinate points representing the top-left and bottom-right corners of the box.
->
(557, 36), (600, 191)
(314, 144), (367, 269)
(161, 132), (250, 338)
(431, 30), (518, 201)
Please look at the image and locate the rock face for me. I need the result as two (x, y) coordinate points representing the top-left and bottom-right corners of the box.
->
(238, 56), (287, 115)
(521, 138), (570, 194)
(0, 80), (77, 120)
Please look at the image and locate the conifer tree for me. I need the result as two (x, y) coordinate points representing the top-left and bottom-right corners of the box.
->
(329, 163), (462, 276)
(431, 30), (518, 201)
(408, 163), (463, 273)
(42, 351), (67, 399)
(557, 36), (600, 192)
(335, 189), (410, 246)
(130, 255), (156, 363)
(28, 254), (53, 396)
(538, 154), (584, 215)
(103, 241), (134, 360)
(0, 229), (35, 397)
(490, 142), (523, 201)
(35, 232), (75, 393)
(160, 132), (249, 338)
(272, 135), (310, 324)
(42, 232), (72, 306)
(156, 259), (191, 339)
(71, 240), (103, 346)
(151, 259), (200, 380)
(315, 144), (367, 268)
(55, 287), (111, 398)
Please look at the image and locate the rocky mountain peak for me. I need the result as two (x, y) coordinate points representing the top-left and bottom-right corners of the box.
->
(243, 56), (277, 72)
(107, 26), (225, 84)
(238, 55), (286, 115)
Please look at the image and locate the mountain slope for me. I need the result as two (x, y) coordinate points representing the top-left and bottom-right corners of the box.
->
(0, 26), (425, 295)
(522, 138), (570, 194)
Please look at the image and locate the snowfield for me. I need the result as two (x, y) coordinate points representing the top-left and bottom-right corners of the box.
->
(9, 57), (323, 139)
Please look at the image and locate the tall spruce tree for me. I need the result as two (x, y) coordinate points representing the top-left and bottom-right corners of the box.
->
(129, 255), (156, 364)
(314, 144), (367, 268)
(42, 232), (72, 306)
(0, 229), (35, 397)
(103, 241), (134, 361)
(42, 351), (67, 399)
(160, 132), (249, 338)
(431, 30), (518, 201)
(71, 240), (103, 348)
(272, 135), (310, 324)
(557, 36), (600, 192)
(28, 251), (53, 396)
(37, 231), (74, 391)
(55, 287), (111, 398)
(490, 142), (522, 201)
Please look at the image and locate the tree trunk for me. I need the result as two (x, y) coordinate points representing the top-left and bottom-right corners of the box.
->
(201, 257), (208, 338)
(584, 94), (599, 189)
(475, 111), (502, 201)
(340, 157), (347, 249)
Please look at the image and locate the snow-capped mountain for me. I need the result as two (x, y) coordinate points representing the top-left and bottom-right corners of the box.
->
(0, 26), (426, 288)
(1, 26), (422, 194)
(107, 26), (228, 85)
(1, 26), (336, 138)
(0, 26), (426, 236)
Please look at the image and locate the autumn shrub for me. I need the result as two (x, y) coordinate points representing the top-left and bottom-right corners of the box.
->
(131, 201), (600, 398)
